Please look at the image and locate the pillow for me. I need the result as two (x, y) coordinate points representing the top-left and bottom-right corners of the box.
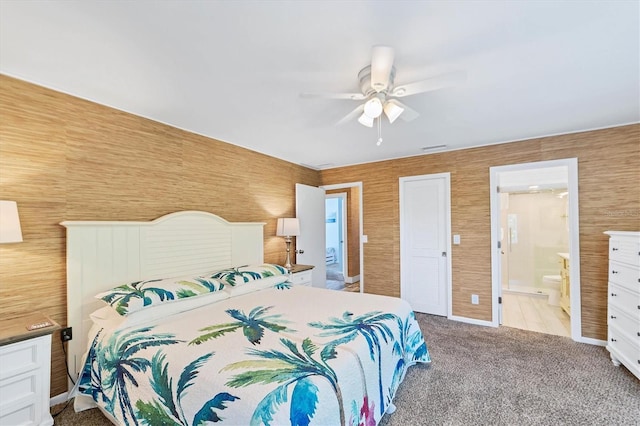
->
(210, 263), (287, 287)
(91, 290), (231, 330)
(222, 274), (290, 297)
(96, 274), (226, 316)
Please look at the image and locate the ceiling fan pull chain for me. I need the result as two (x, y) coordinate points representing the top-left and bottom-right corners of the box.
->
(376, 116), (383, 146)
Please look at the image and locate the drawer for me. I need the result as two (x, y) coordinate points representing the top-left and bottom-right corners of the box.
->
(289, 270), (312, 286)
(610, 238), (640, 267)
(0, 402), (37, 426)
(608, 325), (640, 369)
(608, 307), (640, 341)
(0, 369), (40, 410)
(608, 283), (640, 319)
(0, 338), (42, 380)
(608, 260), (640, 290)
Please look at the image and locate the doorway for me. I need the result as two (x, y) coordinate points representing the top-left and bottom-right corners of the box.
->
(297, 183), (363, 292)
(490, 158), (582, 340)
(325, 193), (347, 290)
(500, 188), (571, 336)
(322, 182), (363, 293)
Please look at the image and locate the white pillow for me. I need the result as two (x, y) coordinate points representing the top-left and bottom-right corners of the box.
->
(95, 274), (226, 316)
(223, 274), (290, 297)
(209, 263), (288, 286)
(90, 290), (230, 330)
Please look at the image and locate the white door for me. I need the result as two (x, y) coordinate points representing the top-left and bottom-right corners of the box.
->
(295, 183), (327, 288)
(400, 173), (450, 316)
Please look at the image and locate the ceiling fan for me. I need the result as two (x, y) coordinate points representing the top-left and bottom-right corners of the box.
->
(301, 45), (465, 134)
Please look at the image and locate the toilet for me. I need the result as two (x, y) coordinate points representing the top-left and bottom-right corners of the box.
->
(542, 275), (562, 306)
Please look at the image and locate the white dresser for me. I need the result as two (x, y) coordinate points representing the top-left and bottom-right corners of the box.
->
(604, 231), (640, 380)
(0, 313), (60, 426)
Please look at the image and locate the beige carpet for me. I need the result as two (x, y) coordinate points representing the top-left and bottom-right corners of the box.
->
(52, 314), (640, 425)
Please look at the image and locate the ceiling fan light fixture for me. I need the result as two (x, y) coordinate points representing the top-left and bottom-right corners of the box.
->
(363, 97), (383, 118)
(357, 113), (374, 127)
(383, 100), (404, 124)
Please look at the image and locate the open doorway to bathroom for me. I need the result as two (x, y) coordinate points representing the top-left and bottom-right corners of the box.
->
(500, 187), (570, 336)
(325, 193), (347, 290)
(324, 185), (362, 292)
(490, 158), (581, 340)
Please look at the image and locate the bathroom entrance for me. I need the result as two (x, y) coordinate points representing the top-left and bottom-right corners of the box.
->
(490, 158), (581, 340)
(500, 188), (570, 336)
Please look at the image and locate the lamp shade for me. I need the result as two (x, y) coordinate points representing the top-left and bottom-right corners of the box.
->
(383, 99), (405, 124)
(357, 113), (374, 127)
(363, 97), (383, 118)
(276, 218), (300, 237)
(0, 200), (23, 243)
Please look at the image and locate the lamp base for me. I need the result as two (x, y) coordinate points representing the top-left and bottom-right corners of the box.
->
(284, 237), (293, 270)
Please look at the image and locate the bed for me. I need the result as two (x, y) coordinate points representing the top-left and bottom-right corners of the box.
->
(61, 211), (430, 425)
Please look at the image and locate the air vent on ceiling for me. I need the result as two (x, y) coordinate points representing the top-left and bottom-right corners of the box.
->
(421, 144), (447, 152)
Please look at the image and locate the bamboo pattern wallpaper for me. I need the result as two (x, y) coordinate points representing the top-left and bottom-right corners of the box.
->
(1, 73), (638, 400)
(321, 124), (640, 340)
(0, 75), (320, 397)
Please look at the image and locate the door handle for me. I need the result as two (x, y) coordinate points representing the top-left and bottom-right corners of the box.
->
(295, 249), (304, 254)
(442, 252), (447, 257)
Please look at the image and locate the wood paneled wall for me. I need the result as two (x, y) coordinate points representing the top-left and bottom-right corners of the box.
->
(321, 124), (640, 340)
(0, 75), (320, 397)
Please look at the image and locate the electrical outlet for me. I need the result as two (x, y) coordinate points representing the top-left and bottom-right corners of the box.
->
(61, 327), (73, 342)
(471, 294), (479, 305)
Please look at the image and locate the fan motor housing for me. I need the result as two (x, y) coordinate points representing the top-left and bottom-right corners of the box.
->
(358, 65), (396, 98)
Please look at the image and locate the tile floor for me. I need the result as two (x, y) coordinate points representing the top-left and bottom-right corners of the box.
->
(502, 291), (571, 337)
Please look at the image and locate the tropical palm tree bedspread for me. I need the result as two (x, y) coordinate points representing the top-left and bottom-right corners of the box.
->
(72, 284), (430, 425)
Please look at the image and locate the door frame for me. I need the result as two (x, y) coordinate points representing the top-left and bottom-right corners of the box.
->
(399, 172), (452, 318)
(325, 192), (348, 278)
(321, 182), (364, 293)
(489, 158), (583, 341)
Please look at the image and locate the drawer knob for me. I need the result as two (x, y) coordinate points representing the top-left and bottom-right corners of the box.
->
(610, 315), (616, 319)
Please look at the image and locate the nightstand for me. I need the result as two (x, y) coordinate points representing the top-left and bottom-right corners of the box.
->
(0, 313), (60, 426)
(288, 264), (314, 287)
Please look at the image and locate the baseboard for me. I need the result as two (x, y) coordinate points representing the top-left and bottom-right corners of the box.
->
(575, 335), (607, 346)
(50, 392), (69, 407)
(345, 275), (360, 284)
(448, 315), (496, 327)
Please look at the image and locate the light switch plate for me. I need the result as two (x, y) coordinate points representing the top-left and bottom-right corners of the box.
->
(453, 234), (461, 245)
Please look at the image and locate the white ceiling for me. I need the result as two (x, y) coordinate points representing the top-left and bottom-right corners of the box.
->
(1, 1), (638, 170)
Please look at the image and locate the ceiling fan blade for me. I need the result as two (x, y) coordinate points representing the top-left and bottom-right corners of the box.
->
(371, 45), (395, 93)
(300, 92), (367, 100)
(391, 70), (466, 98)
(336, 104), (365, 125)
(391, 100), (420, 122)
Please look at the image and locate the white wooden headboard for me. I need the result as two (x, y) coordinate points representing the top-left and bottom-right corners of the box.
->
(61, 211), (265, 388)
